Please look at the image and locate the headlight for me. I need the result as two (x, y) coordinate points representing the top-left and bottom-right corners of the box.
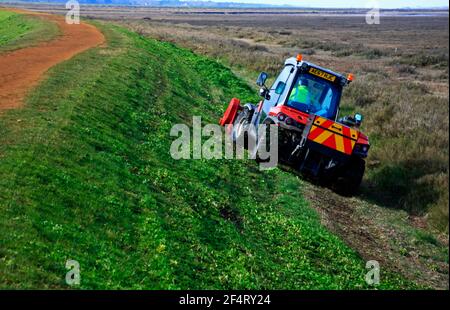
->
(277, 113), (287, 121)
(353, 143), (370, 157)
(285, 117), (295, 126)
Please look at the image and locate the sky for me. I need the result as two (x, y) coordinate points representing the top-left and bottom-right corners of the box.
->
(197, 0), (449, 8)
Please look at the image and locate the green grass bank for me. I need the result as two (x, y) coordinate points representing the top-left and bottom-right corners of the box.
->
(0, 10), (59, 53)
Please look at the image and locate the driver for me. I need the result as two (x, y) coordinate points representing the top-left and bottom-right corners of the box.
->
(289, 77), (311, 105)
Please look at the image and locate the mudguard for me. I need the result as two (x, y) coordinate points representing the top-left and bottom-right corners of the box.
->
(219, 98), (242, 126)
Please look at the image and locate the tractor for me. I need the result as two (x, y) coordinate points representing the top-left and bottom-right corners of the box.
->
(219, 54), (370, 195)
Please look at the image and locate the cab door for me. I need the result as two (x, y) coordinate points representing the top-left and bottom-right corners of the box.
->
(259, 64), (296, 122)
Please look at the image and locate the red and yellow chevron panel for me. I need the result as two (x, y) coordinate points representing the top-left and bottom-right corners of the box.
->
(307, 116), (359, 155)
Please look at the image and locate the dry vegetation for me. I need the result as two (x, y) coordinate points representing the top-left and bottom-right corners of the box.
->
(117, 13), (449, 233)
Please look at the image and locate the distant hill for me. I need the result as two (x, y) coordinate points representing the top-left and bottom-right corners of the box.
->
(7, 0), (291, 8)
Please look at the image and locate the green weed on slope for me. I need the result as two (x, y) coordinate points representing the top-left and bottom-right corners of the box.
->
(0, 22), (416, 289)
(0, 10), (59, 53)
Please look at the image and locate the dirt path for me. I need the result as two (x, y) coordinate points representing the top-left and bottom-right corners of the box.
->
(0, 8), (105, 110)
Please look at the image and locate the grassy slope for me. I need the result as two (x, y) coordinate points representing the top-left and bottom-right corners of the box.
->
(0, 10), (59, 53)
(0, 22), (415, 289)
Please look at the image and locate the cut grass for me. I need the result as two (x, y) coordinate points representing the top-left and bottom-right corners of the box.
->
(0, 22), (417, 289)
(0, 10), (59, 53)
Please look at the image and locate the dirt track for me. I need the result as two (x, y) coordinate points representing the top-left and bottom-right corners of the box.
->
(0, 8), (105, 110)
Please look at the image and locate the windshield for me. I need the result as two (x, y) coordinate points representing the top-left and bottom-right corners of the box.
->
(286, 72), (342, 119)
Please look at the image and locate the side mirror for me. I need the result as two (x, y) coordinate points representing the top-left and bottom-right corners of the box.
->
(354, 113), (363, 125)
(256, 72), (268, 87)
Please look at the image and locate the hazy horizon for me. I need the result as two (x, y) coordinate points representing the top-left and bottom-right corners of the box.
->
(185, 0), (449, 8)
(2, 0), (449, 9)
(188, 0), (448, 9)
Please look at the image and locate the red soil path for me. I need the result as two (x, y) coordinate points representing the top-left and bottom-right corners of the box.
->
(0, 8), (105, 111)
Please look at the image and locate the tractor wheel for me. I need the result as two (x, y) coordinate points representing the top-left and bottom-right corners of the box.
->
(232, 107), (252, 149)
(333, 157), (365, 196)
(255, 121), (276, 164)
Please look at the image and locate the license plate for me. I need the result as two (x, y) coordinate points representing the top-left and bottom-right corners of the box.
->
(308, 67), (336, 82)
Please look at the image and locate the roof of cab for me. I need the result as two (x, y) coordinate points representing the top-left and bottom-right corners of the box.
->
(284, 57), (347, 81)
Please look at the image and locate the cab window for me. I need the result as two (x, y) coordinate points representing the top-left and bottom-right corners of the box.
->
(261, 65), (294, 117)
(286, 72), (342, 119)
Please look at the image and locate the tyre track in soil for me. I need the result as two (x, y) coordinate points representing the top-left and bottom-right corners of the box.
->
(0, 8), (105, 111)
(302, 182), (449, 289)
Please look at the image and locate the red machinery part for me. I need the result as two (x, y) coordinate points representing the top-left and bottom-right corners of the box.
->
(219, 98), (242, 126)
(356, 132), (370, 146)
(269, 105), (310, 125)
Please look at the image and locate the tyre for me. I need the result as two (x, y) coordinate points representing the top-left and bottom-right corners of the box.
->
(333, 157), (365, 196)
(232, 107), (253, 149)
(255, 120), (277, 164)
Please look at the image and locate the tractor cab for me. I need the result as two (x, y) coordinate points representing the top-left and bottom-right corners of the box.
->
(256, 54), (353, 127)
